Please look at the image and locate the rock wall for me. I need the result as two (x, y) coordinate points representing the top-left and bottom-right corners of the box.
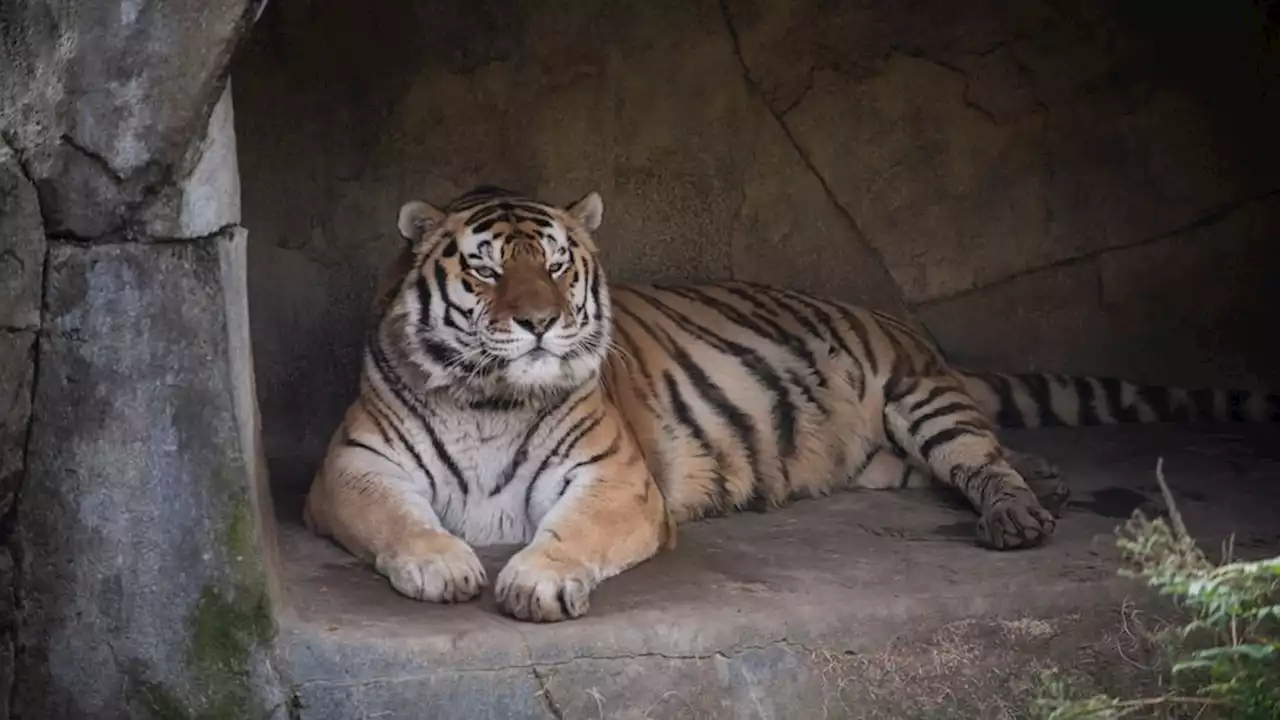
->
(1, 1), (284, 717)
(232, 0), (1280, 492)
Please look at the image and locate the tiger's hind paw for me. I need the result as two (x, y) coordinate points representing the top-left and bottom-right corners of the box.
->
(1007, 450), (1071, 517)
(976, 493), (1056, 550)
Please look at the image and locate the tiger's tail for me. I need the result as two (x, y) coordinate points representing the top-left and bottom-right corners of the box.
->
(957, 371), (1279, 429)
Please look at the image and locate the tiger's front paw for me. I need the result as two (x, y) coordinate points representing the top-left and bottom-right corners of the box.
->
(495, 547), (596, 623)
(375, 532), (487, 604)
(976, 494), (1056, 550)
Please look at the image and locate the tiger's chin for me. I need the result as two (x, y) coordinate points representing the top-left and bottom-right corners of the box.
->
(506, 351), (565, 386)
(500, 351), (598, 399)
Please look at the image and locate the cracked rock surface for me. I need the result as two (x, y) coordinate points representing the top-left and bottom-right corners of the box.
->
(3, 1), (282, 717)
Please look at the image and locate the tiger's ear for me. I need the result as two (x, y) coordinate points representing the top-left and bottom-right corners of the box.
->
(566, 191), (603, 232)
(398, 200), (447, 244)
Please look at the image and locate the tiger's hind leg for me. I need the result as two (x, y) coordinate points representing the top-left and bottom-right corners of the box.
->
(882, 377), (1057, 549)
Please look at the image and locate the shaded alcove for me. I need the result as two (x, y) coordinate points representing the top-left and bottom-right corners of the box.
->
(223, 0), (1280, 716)
(233, 0), (1280, 506)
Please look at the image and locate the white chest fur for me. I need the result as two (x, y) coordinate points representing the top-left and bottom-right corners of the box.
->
(419, 405), (565, 546)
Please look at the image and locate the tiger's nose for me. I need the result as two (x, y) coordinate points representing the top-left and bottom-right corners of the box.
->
(513, 312), (558, 338)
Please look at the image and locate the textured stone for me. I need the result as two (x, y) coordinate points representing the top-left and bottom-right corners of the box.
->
(730, 98), (910, 317)
(723, 0), (1054, 115)
(28, 139), (133, 240)
(919, 194), (1280, 388)
(0, 332), (35, 521)
(787, 57), (1053, 303)
(0, 144), (44, 329)
(141, 84), (242, 239)
(918, 262), (1112, 375)
(1, 0), (255, 238)
(958, 45), (1044, 124)
(15, 230), (283, 719)
(276, 425), (1280, 719)
(1094, 194), (1280, 387)
(1046, 86), (1279, 257)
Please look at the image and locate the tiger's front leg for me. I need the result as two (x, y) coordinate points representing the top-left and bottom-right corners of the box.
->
(495, 413), (670, 622)
(305, 404), (487, 604)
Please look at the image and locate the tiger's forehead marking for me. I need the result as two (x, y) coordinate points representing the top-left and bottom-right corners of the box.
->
(452, 201), (572, 264)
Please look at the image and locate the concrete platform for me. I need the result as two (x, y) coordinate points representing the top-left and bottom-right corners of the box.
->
(271, 426), (1280, 720)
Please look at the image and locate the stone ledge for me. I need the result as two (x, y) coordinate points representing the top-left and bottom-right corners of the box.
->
(272, 425), (1280, 719)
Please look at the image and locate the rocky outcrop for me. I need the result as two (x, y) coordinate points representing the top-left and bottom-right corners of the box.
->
(1, 1), (282, 717)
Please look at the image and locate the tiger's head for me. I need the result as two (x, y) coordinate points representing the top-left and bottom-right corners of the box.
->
(379, 186), (612, 403)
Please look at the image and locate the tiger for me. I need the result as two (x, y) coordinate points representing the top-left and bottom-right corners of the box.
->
(302, 185), (1279, 623)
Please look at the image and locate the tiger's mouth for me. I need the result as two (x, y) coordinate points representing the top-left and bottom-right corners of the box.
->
(504, 347), (566, 385)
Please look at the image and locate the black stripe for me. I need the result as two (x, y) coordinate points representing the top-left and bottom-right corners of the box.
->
(880, 324), (912, 384)
(1020, 374), (1066, 427)
(524, 410), (603, 517)
(362, 396), (438, 498)
(1074, 377), (1101, 425)
(749, 287), (834, 349)
(360, 397), (397, 447)
(786, 368), (827, 416)
(985, 374), (1026, 428)
(429, 264), (472, 335)
(611, 321), (655, 387)
(835, 308), (878, 376)
(727, 285), (826, 343)
(1136, 385), (1173, 422)
(615, 303), (765, 487)
(1100, 378), (1141, 423)
(907, 401), (976, 437)
(763, 287), (862, 366)
(919, 426), (985, 463)
(669, 286), (825, 388)
(492, 390), (586, 497)
(630, 290), (799, 463)
(342, 436), (399, 465)
(876, 312), (944, 375)
(555, 436), (623, 499)
(1188, 388), (1215, 421)
(884, 413), (910, 458)
(885, 376), (920, 404)
(586, 258), (604, 323)
(1227, 390), (1249, 422)
(664, 371), (730, 508)
(470, 214), (506, 235)
(848, 447), (883, 480)
(367, 339), (467, 495)
(908, 385), (952, 413)
(845, 367), (866, 401)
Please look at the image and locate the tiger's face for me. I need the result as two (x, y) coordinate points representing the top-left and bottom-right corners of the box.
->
(387, 186), (611, 401)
